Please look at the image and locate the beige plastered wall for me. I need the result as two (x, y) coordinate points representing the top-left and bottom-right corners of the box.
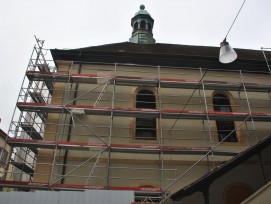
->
(33, 63), (271, 193)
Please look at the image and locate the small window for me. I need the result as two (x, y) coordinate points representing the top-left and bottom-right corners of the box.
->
(136, 90), (156, 140)
(0, 147), (8, 166)
(213, 94), (237, 142)
(140, 21), (146, 29)
(213, 94), (232, 112)
(133, 22), (138, 32)
(147, 23), (152, 31)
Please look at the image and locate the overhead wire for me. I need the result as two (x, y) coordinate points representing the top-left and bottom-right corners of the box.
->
(224, 0), (248, 39)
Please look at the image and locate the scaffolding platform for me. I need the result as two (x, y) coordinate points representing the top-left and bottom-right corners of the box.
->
(16, 102), (271, 121)
(29, 91), (46, 104)
(7, 138), (238, 156)
(26, 71), (271, 92)
(10, 161), (34, 176)
(0, 180), (164, 196)
(20, 123), (43, 140)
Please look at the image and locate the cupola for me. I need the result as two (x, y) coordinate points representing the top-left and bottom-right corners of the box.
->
(129, 5), (156, 44)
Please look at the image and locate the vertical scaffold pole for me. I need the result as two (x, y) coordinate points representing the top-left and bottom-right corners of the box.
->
(239, 70), (256, 143)
(261, 48), (271, 74)
(106, 63), (116, 188)
(157, 65), (165, 203)
(49, 61), (74, 186)
(199, 68), (215, 168)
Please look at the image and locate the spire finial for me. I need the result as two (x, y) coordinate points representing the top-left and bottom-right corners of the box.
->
(140, 4), (145, 10)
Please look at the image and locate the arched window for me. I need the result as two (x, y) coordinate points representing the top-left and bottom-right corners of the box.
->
(147, 23), (152, 31)
(136, 90), (156, 140)
(213, 94), (237, 142)
(140, 21), (146, 29)
(225, 184), (253, 204)
(133, 22), (138, 32)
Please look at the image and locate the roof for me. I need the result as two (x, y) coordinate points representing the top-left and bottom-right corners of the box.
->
(74, 42), (266, 60)
(51, 42), (271, 72)
(170, 134), (271, 201)
(0, 129), (7, 140)
(134, 5), (151, 16)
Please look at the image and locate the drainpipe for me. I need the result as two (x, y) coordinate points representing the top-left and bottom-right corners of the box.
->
(258, 152), (267, 184)
(202, 183), (211, 204)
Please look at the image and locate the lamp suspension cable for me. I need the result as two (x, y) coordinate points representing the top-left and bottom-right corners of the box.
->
(225, 0), (248, 40)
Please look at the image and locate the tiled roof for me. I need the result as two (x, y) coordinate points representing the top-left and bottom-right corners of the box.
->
(74, 42), (267, 61)
(51, 42), (270, 72)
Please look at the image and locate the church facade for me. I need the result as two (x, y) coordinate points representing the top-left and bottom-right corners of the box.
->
(1, 5), (271, 204)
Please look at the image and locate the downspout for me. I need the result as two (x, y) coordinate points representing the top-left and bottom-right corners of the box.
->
(202, 183), (211, 204)
(61, 55), (82, 184)
(203, 190), (210, 204)
(258, 152), (267, 184)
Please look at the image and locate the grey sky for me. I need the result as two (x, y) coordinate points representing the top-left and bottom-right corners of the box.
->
(0, 0), (270, 132)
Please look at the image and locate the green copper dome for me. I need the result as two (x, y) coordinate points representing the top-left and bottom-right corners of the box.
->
(134, 5), (151, 16)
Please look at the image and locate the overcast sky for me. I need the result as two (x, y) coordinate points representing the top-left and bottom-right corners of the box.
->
(0, 0), (270, 133)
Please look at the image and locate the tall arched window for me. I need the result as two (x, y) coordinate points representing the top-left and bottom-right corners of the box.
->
(213, 94), (237, 142)
(136, 90), (156, 140)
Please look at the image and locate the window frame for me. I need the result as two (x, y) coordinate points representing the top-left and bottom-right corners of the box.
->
(213, 93), (238, 142)
(135, 89), (157, 140)
(0, 147), (8, 166)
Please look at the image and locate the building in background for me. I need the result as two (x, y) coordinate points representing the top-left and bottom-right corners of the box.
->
(0, 129), (11, 179)
(0, 129), (12, 192)
(0, 5), (271, 204)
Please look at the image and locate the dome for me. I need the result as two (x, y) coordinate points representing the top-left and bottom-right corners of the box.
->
(134, 5), (151, 16)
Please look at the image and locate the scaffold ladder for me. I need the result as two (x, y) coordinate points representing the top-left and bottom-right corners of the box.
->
(85, 151), (103, 185)
(140, 198), (156, 204)
(94, 81), (110, 106)
(261, 47), (271, 74)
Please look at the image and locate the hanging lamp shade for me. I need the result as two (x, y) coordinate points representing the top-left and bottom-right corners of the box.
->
(219, 39), (237, 64)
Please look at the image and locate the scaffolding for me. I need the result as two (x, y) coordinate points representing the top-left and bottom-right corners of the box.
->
(1, 39), (271, 203)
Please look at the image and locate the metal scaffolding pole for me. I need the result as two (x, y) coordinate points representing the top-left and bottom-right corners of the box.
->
(106, 63), (117, 187)
(50, 148), (108, 186)
(261, 47), (271, 74)
(239, 70), (256, 142)
(49, 61), (74, 185)
(157, 66), (165, 203)
(199, 68), (215, 168)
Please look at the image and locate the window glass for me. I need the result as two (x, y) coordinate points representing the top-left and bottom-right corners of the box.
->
(148, 23), (152, 31)
(0, 147), (8, 166)
(213, 94), (237, 142)
(134, 22), (138, 32)
(140, 21), (146, 29)
(136, 90), (156, 140)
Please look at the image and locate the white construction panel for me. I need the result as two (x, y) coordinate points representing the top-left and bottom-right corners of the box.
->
(0, 190), (134, 204)
(84, 190), (134, 204)
(119, 190), (135, 204)
(35, 191), (59, 204)
(0, 192), (35, 204)
(0, 193), (9, 204)
(59, 191), (85, 204)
